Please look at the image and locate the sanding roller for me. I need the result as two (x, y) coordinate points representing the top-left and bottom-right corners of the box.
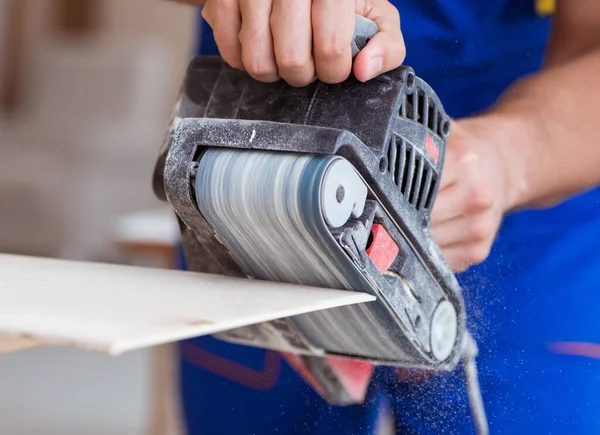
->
(153, 16), (488, 434)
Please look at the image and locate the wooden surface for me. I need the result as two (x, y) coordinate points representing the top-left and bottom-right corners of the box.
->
(0, 254), (375, 355)
(150, 344), (185, 435)
(0, 334), (41, 354)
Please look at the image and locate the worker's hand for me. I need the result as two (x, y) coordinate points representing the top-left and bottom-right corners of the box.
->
(430, 118), (517, 272)
(200, 0), (405, 86)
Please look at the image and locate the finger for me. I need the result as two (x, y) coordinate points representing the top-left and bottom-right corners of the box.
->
(238, 0), (280, 82)
(430, 210), (495, 248)
(440, 242), (492, 273)
(430, 182), (467, 226)
(271, 0), (315, 86)
(311, 0), (355, 83)
(431, 180), (495, 227)
(202, 0), (243, 69)
(353, 2), (405, 82)
(431, 152), (493, 225)
(440, 246), (472, 273)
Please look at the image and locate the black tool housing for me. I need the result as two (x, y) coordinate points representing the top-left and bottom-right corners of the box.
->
(153, 56), (465, 369)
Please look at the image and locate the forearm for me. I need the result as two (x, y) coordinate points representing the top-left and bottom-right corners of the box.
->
(469, 47), (600, 211)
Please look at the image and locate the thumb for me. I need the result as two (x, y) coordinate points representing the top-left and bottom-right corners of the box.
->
(353, 1), (405, 82)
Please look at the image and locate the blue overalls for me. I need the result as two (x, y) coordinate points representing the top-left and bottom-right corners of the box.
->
(179, 1), (600, 433)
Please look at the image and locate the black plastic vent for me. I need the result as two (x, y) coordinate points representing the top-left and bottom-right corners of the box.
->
(386, 135), (438, 211)
(400, 87), (446, 139)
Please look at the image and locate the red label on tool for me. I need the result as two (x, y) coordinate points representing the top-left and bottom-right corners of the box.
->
(366, 224), (399, 274)
(425, 134), (440, 164)
(281, 353), (374, 403)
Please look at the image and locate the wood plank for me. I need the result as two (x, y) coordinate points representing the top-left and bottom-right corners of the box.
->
(150, 344), (185, 435)
(0, 334), (41, 354)
(0, 254), (375, 355)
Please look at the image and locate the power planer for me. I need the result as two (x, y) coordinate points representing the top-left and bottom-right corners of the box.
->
(153, 16), (488, 434)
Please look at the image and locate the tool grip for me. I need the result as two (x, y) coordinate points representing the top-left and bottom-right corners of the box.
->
(352, 15), (379, 58)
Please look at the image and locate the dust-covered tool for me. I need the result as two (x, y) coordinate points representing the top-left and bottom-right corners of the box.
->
(153, 15), (488, 434)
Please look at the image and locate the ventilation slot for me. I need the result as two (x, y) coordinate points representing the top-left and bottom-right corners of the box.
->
(401, 87), (445, 139)
(405, 92), (415, 120)
(393, 138), (404, 187)
(417, 90), (426, 125)
(387, 139), (439, 211)
(424, 174), (438, 210)
(387, 135), (398, 178)
(415, 165), (430, 210)
(400, 144), (414, 196)
(408, 157), (423, 206)
(428, 100), (437, 131)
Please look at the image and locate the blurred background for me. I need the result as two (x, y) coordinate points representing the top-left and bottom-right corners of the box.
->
(0, 0), (196, 433)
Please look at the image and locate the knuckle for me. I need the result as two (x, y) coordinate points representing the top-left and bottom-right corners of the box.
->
(457, 146), (477, 163)
(277, 53), (312, 72)
(245, 59), (278, 79)
(316, 37), (349, 62)
(468, 184), (494, 211)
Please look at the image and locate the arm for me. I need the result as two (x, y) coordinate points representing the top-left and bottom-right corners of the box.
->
(431, 0), (600, 271)
(488, 0), (600, 209)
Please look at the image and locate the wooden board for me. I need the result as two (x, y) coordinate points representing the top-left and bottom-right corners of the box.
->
(0, 254), (375, 355)
(0, 334), (41, 354)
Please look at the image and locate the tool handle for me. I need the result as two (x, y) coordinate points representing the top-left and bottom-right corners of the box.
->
(351, 15), (379, 58)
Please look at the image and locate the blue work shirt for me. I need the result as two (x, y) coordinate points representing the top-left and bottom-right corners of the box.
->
(180, 1), (600, 434)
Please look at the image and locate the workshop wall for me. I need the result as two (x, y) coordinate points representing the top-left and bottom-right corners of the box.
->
(0, 0), (194, 261)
